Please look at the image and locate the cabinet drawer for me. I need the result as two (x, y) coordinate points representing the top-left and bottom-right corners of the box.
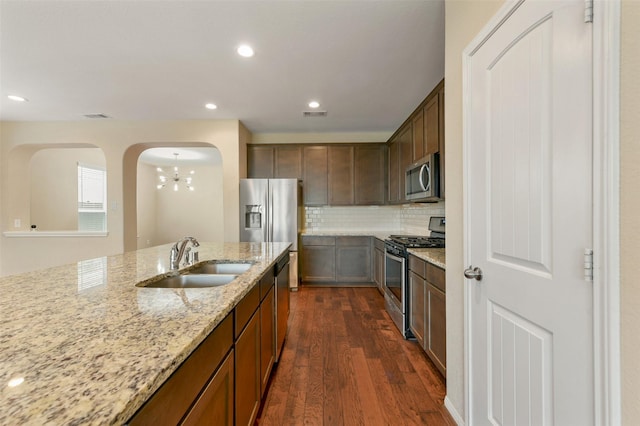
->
(302, 236), (335, 246)
(129, 314), (233, 426)
(409, 255), (426, 279)
(259, 268), (275, 301)
(426, 264), (445, 293)
(235, 285), (260, 339)
(336, 236), (371, 246)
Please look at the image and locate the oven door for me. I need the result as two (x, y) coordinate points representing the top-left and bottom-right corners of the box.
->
(384, 249), (405, 309)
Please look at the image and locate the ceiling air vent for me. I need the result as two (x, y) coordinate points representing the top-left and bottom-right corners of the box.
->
(303, 110), (327, 117)
(83, 113), (111, 119)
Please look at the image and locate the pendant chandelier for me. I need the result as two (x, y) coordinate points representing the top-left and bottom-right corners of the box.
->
(156, 153), (195, 191)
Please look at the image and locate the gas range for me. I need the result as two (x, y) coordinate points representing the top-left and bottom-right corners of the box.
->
(387, 235), (445, 249)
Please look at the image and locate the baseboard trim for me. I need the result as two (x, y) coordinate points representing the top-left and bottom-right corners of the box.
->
(445, 396), (465, 426)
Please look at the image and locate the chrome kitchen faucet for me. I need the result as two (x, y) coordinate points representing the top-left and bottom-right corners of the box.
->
(170, 236), (200, 269)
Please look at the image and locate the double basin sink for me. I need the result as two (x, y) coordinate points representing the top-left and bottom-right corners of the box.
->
(136, 261), (253, 289)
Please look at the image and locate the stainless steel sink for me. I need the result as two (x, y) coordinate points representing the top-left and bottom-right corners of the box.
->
(136, 273), (238, 288)
(186, 261), (252, 275)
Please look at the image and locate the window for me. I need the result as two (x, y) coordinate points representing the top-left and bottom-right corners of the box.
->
(78, 163), (107, 231)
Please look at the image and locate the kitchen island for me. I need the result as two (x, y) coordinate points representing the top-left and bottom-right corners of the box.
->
(0, 242), (290, 425)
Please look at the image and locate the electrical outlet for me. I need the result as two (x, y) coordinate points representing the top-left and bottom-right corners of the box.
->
(14, 219), (20, 228)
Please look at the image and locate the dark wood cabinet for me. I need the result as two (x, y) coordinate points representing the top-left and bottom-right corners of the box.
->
(328, 145), (355, 205)
(438, 86), (445, 199)
(373, 238), (385, 295)
(427, 283), (446, 376)
(408, 254), (446, 377)
(335, 236), (372, 282)
(388, 140), (400, 203)
(259, 285), (275, 397)
(354, 145), (385, 205)
(235, 309), (261, 426)
(129, 315), (234, 426)
(181, 350), (234, 426)
(248, 146), (275, 178)
(412, 108), (425, 162)
(409, 270), (426, 348)
(301, 236), (336, 282)
(399, 123), (413, 177)
(248, 143), (385, 206)
(302, 146), (329, 205)
(275, 146), (303, 179)
(425, 94), (440, 156)
(301, 236), (373, 284)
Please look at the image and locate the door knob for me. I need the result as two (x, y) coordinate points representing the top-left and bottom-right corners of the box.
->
(464, 266), (483, 281)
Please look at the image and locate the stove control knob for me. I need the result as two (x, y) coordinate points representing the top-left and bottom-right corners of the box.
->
(464, 266), (483, 281)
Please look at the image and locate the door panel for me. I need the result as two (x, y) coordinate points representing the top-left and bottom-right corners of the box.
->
(465, 1), (593, 424)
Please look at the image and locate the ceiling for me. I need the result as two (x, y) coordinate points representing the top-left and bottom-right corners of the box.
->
(0, 0), (445, 134)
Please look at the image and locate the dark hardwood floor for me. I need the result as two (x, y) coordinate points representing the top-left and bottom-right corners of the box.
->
(257, 286), (455, 426)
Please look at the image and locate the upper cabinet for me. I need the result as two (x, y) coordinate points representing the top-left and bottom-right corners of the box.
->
(248, 143), (385, 207)
(247, 145), (302, 179)
(387, 78), (445, 203)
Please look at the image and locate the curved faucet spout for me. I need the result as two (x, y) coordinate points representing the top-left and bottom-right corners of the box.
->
(170, 236), (200, 269)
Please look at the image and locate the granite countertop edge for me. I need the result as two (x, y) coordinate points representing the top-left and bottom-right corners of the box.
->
(407, 248), (446, 269)
(0, 241), (291, 425)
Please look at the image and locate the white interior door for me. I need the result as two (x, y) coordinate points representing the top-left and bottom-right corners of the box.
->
(464, 1), (593, 425)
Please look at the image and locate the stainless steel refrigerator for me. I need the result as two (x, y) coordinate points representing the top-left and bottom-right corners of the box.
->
(239, 178), (300, 285)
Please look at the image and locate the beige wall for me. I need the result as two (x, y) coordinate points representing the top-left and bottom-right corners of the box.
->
(30, 147), (106, 231)
(444, 0), (504, 419)
(153, 162), (224, 245)
(251, 131), (391, 144)
(136, 163), (158, 249)
(620, 1), (639, 422)
(0, 120), (245, 276)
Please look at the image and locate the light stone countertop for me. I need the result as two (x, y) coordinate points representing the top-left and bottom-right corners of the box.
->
(407, 248), (446, 269)
(0, 242), (290, 425)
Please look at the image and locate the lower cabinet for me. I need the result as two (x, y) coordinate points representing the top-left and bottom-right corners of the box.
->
(181, 350), (234, 426)
(129, 263), (285, 426)
(301, 235), (372, 284)
(373, 238), (385, 294)
(408, 254), (446, 377)
(235, 309), (261, 426)
(128, 315), (234, 426)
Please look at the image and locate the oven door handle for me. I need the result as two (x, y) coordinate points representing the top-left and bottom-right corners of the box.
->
(385, 251), (405, 264)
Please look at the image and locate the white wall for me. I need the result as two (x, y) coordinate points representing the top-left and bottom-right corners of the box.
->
(444, 0), (504, 420)
(620, 1), (640, 422)
(0, 120), (246, 276)
(30, 147), (105, 231)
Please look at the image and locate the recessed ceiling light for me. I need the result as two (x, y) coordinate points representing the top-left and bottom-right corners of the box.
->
(7, 95), (28, 102)
(237, 44), (254, 58)
(205, 103), (217, 110)
(308, 101), (320, 109)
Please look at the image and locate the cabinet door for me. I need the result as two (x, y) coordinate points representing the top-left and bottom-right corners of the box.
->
(180, 350), (234, 426)
(302, 146), (328, 205)
(335, 237), (372, 282)
(260, 286), (275, 397)
(373, 247), (384, 294)
(409, 271), (426, 348)
(412, 109), (425, 161)
(438, 85), (445, 199)
(399, 123), (413, 178)
(247, 146), (274, 178)
(388, 141), (400, 203)
(425, 95), (440, 156)
(354, 145), (385, 205)
(235, 310), (261, 426)
(275, 146), (303, 179)
(328, 145), (354, 205)
(301, 245), (336, 282)
(427, 283), (446, 377)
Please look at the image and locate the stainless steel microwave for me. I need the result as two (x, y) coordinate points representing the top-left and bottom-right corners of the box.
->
(405, 154), (439, 202)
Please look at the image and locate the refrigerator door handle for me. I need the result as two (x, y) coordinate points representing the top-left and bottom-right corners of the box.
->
(268, 182), (273, 243)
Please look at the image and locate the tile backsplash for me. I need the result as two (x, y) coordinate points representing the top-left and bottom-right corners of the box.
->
(304, 202), (445, 235)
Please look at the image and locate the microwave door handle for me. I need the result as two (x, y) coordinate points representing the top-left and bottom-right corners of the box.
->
(419, 163), (431, 192)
